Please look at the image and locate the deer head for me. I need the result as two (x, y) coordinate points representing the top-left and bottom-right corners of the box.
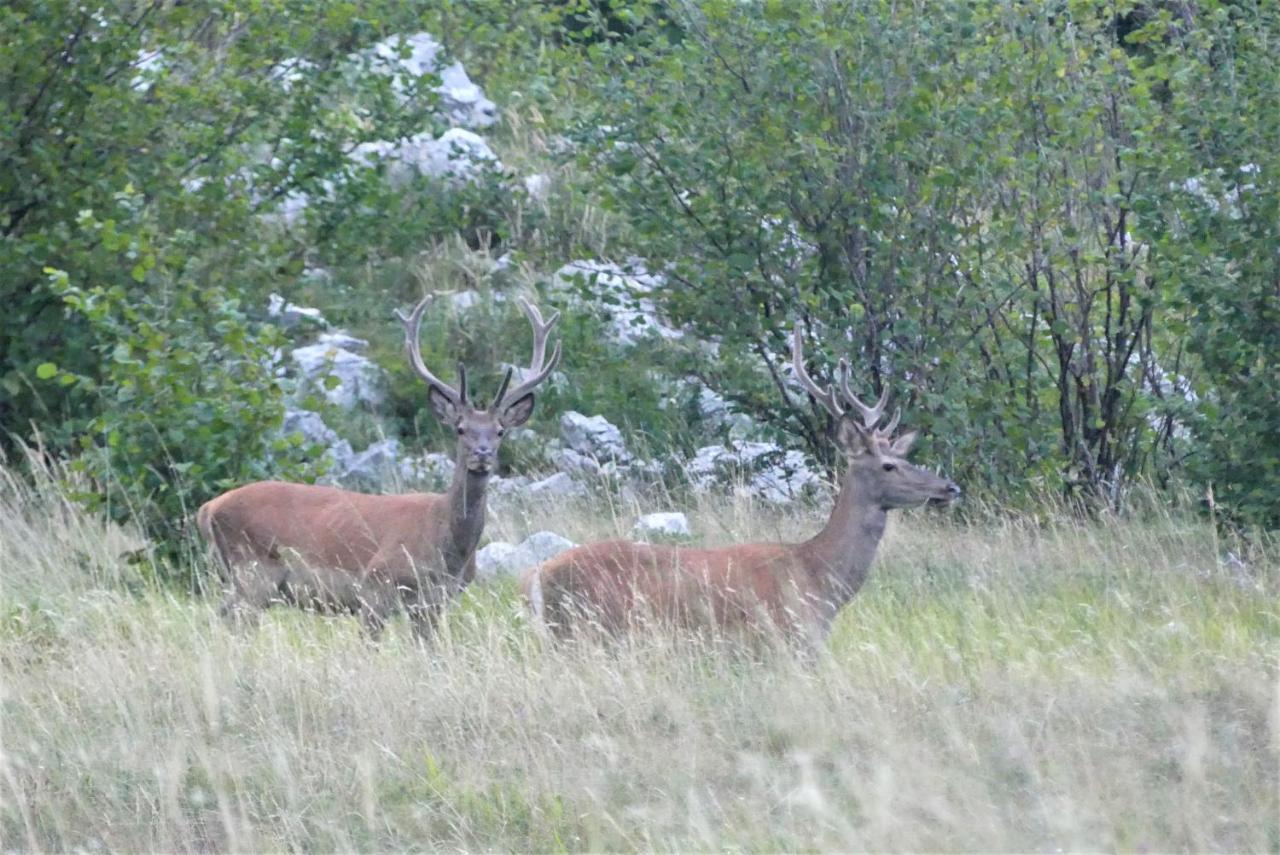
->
(792, 327), (960, 509)
(396, 295), (561, 475)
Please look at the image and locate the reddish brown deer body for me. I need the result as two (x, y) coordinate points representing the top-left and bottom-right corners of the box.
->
(198, 295), (561, 638)
(522, 328), (960, 645)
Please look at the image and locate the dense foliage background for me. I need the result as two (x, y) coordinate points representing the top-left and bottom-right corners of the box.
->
(2, 0), (1276, 544)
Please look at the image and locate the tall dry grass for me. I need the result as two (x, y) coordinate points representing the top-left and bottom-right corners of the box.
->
(1, 458), (1276, 851)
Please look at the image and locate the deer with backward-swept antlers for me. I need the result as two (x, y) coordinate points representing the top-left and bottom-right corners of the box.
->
(197, 294), (561, 639)
(521, 326), (960, 647)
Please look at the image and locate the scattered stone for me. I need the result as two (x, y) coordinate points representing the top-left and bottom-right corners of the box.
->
(474, 531), (577, 581)
(350, 128), (502, 189)
(522, 173), (551, 202)
(281, 408), (353, 473)
(560, 411), (631, 464)
(632, 512), (691, 540)
(291, 340), (385, 410)
(402, 451), (456, 486)
(488, 474), (532, 499)
(552, 447), (604, 478)
(551, 259), (683, 346)
(341, 438), (403, 485)
(447, 289), (481, 313)
(367, 32), (498, 128)
(300, 266), (333, 285)
(315, 330), (368, 352)
(268, 293), (327, 329)
(282, 409), (340, 447)
(526, 471), (586, 498)
(688, 442), (822, 503)
(130, 48), (167, 92)
(474, 542), (520, 580)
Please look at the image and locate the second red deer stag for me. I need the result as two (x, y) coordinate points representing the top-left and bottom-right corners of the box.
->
(521, 327), (960, 646)
(197, 294), (561, 638)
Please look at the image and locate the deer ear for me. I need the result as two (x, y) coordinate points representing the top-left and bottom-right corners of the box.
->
(889, 430), (918, 456)
(427, 385), (461, 424)
(837, 417), (874, 454)
(499, 392), (536, 428)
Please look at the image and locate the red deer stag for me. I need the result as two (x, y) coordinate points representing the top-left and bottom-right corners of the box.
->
(521, 327), (960, 646)
(197, 295), (561, 638)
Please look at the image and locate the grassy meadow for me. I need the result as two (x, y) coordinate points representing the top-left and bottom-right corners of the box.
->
(1, 461), (1277, 852)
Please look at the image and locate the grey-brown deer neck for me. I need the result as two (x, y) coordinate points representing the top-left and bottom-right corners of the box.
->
(801, 465), (887, 604)
(445, 460), (489, 555)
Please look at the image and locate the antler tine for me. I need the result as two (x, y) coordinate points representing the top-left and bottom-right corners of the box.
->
(877, 407), (901, 438)
(394, 295), (462, 405)
(838, 368), (889, 429)
(495, 297), (563, 410)
(791, 327), (845, 420)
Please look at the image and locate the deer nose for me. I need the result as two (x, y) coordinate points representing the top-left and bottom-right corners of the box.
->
(474, 446), (495, 460)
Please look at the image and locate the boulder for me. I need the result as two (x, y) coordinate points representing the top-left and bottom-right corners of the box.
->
(560, 411), (631, 465)
(402, 451), (456, 486)
(447, 289), (482, 313)
(350, 128), (501, 189)
(522, 173), (551, 202)
(315, 330), (368, 352)
(282, 408), (339, 447)
(552, 447), (603, 478)
(632, 512), (691, 540)
(291, 340), (385, 410)
(551, 259), (683, 346)
(474, 542), (520, 581)
(341, 439), (403, 485)
(488, 474), (532, 499)
(688, 441), (821, 503)
(367, 32), (498, 128)
(474, 531), (576, 581)
(526, 471), (586, 498)
(268, 293), (327, 329)
(282, 408), (355, 473)
(130, 48), (167, 92)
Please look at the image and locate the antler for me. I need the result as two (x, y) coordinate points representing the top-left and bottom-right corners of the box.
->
(791, 327), (846, 420)
(838, 369), (890, 431)
(394, 295), (465, 406)
(494, 297), (562, 410)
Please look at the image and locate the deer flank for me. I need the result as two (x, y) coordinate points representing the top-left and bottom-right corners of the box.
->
(198, 294), (561, 638)
(521, 327), (959, 645)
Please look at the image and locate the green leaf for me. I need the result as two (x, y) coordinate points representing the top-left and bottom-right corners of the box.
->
(35, 363), (58, 380)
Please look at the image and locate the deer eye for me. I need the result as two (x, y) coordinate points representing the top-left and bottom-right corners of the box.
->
(882, 462), (897, 472)
(456, 426), (466, 436)
(496, 428), (505, 437)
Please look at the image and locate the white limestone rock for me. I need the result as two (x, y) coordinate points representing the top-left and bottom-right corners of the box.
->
(281, 409), (353, 474)
(474, 531), (576, 581)
(688, 441), (821, 503)
(315, 330), (368, 352)
(632, 512), (691, 540)
(551, 259), (683, 346)
(290, 340), (385, 410)
(341, 438), (403, 484)
(350, 128), (502, 189)
(367, 32), (498, 128)
(560, 411), (631, 465)
(526, 471), (586, 498)
(268, 293), (327, 329)
(402, 451), (456, 486)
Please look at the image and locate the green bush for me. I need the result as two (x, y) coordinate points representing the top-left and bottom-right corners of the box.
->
(41, 202), (320, 575)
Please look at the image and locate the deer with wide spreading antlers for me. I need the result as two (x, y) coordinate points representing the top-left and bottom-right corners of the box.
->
(197, 294), (561, 638)
(521, 326), (960, 646)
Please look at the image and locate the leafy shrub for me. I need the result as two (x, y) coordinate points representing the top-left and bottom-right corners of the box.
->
(42, 202), (319, 576)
